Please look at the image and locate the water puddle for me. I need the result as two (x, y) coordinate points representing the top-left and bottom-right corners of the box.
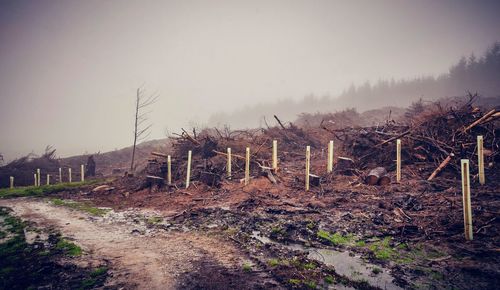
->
(251, 231), (402, 290)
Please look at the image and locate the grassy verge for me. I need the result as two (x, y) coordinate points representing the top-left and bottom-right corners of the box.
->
(0, 180), (102, 199)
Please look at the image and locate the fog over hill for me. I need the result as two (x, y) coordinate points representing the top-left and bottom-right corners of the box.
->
(208, 42), (500, 128)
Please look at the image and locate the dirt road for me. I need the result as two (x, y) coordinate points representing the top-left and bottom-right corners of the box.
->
(0, 198), (254, 289)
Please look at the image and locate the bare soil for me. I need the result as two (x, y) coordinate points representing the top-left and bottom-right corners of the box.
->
(0, 198), (277, 289)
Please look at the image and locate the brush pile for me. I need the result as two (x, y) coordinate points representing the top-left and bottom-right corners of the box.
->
(143, 95), (499, 188)
(144, 117), (320, 187)
(337, 96), (499, 180)
(0, 147), (60, 187)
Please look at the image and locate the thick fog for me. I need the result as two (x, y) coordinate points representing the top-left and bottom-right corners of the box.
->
(1, 0), (499, 161)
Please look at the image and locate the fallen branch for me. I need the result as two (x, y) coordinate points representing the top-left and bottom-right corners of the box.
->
(151, 151), (169, 158)
(463, 109), (496, 132)
(427, 153), (454, 181)
(274, 115), (287, 130)
(212, 150), (245, 160)
(376, 130), (411, 147)
(181, 128), (201, 145)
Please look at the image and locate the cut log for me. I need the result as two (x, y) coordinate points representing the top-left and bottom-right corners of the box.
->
(260, 166), (277, 184)
(151, 151), (169, 158)
(365, 167), (387, 185)
(378, 174), (391, 186)
(92, 185), (115, 192)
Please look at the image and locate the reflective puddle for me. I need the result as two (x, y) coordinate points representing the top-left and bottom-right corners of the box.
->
(251, 231), (402, 290)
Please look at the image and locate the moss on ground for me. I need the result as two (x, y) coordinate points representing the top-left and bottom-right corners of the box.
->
(51, 198), (109, 216)
(316, 230), (354, 246)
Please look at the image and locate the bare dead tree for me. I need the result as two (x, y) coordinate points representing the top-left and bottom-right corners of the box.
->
(130, 86), (159, 173)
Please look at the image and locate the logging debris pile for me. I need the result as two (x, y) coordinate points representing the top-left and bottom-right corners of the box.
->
(0, 147), (60, 188)
(145, 116), (322, 187)
(142, 98), (499, 190)
(334, 97), (499, 181)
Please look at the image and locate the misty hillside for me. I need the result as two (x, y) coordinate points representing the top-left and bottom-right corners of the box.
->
(59, 139), (170, 176)
(208, 42), (500, 128)
(52, 106), (406, 176)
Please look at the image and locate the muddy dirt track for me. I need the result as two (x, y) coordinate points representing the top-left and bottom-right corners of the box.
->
(0, 198), (278, 290)
(2, 168), (497, 289)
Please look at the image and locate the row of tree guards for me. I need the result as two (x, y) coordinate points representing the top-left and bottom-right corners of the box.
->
(6, 136), (487, 241)
(8, 165), (86, 188)
(165, 136), (486, 241)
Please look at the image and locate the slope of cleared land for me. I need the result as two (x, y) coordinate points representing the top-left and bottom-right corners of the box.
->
(1, 98), (498, 289)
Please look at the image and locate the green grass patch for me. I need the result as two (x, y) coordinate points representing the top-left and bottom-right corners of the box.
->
(79, 278), (98, 289)
(316, 230), (354, 245)
(304, 280), (317, 289)
(242, 263), (252, 272)
(51, 198), (108, 216)
(267, 258), (280, 267)
(146, 216), (163, 225)
(288, 278), (301, 285)
(90, 266), (108, 277)
(270, 226), (285, 236)
(0, 180), (101, 199)
(368, 237), (395, 260)
(355, 240), (366, 247)
(324, 275), (335, 284)
(56, 239), (82, 256)
(303, 262), (317, 270)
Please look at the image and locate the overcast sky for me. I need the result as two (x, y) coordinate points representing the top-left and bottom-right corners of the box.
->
(1, 0), (499, 161)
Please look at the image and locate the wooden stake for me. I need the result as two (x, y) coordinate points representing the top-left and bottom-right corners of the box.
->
(272, 140), (278, 173)
(10, 176), (14, 189)
(461, 159), (473, 240)
(396, 139), (401, 183)
(186, 150), (192, 189)
(81, 164), (85, 182)
(227, 148), (232, 178)
(68, 168), (72, 183)
(34, 174), (37, 186)
(305, 146), (311, 191)
(327, 140), (334, 173)
(167, 155), (172, 185)
(46, 174), (50, 185)
(37, 168), (41, 187)
(245, 147), (250, 185)
(59, 168), (62, 183)
(477, 136), (485, 185)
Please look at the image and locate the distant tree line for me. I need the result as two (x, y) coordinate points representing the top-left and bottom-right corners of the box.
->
(208, 42), (500, 128)
(334, 41), (500, 110)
